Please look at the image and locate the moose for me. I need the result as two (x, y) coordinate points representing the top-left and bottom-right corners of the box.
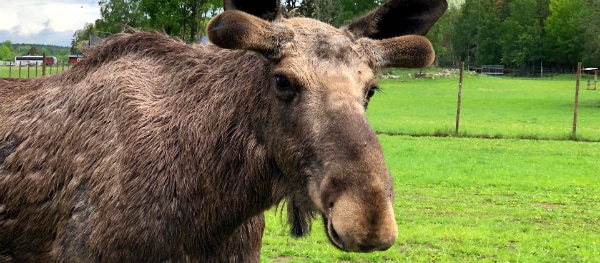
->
(0, 0), (446, 261)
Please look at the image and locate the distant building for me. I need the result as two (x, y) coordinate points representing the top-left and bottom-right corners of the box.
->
(69, 54), (84, 64)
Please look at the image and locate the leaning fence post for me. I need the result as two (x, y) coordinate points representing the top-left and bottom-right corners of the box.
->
(42, 53), (46, 77)
(572, 62), (582, 139)
(455, 61), (464, 136)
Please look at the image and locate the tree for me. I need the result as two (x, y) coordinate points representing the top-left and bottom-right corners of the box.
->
(451, 0), (485, 68)
(295, 0), (383, 27)
(474, 2), (502, 66)
(500, 0), (544, 68)
(69, 23), (96, 54)
(428, 5), (460, 66)
(40, 48), (50, 57)
(96, 0), (147, 34)
(543, 0), (587, 67)
(580, 0), (600, 65)
(27, 47), (39, 56)
(94, 0), (219, 43)
(0, 41), (16, 61)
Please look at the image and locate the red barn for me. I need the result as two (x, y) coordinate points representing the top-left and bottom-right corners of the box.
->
(69, 54), (83, 64)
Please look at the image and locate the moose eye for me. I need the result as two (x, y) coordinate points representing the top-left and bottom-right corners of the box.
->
(275, 74), (292, 91)
(273, 74), (296, 102)
(367, 86), (379, 100)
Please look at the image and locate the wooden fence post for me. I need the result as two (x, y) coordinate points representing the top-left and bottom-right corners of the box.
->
(42, 53), (46, 77)
(595, 70), (598, 90)
(455, 61), (464, 135)
(572, 62), (582, 139)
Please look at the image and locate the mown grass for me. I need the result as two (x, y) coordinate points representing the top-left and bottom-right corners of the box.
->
(261, 136), (600, 262)
(0, 64), (71, 78)
(367, 73), (600, 141)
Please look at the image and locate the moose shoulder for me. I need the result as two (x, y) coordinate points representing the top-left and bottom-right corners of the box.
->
(0, 0), (446, 261)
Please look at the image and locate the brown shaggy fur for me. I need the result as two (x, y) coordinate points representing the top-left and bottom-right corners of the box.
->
(0, 0), (446, 261)
(0, 34), (275, 262)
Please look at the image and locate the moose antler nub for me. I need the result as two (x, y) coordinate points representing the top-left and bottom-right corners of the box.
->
(207, 10), (294, 58)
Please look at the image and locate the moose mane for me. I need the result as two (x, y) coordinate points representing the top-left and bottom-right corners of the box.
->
(62, 32), (196, 84)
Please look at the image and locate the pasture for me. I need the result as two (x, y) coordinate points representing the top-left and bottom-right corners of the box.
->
(368, 73), (600, 141)
(260, 74), (600, 262)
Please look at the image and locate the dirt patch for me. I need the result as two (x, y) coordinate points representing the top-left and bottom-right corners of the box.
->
(531, 202), (560, 208)
(273, 257), (290, 263)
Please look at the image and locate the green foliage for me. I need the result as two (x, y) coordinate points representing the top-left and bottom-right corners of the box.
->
(543, 0), (587, 66)
(97, 0), (148, 33)
(473, 4), (501, 65)
(500, 0), (543, 67)
(427, 5), (459, 67)
(95, 0), (220, 43)
(27, 46), (39, 56)
(92, 0), (385, 42)
(0, 41), (16, 61)
(287, 0), (382, 27)
(428, 0), (600, 69)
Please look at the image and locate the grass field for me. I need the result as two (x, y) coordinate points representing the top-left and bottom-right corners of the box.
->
(0, 64), (71, 78)
(367, 73), (600, 141)
(260, 72), (600, 262)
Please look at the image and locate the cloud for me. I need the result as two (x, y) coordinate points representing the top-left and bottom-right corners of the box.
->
(0, 0), (100, 46)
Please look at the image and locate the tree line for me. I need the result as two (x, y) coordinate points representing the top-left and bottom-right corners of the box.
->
(76, 0), (598, 74)
(428, 0), (600, 74)
(74, 0), (386, 53)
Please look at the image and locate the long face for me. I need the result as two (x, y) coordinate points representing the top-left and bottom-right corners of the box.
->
(208, 0), (447, 253)
(265, 18), (397, 252)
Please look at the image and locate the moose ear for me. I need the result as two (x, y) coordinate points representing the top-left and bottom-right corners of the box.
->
(360, 35), (435, 69)
(207, 10), (293, 58)
(345, 0), (447, 39)
(224, 0), (280, 21)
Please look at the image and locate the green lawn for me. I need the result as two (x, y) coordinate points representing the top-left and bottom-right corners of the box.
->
(367, 73), (600, 141)
(261, 136), (600, 262)
(0, 64), (71, 78)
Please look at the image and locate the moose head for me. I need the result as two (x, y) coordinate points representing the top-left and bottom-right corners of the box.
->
(208, 0), (447, 253)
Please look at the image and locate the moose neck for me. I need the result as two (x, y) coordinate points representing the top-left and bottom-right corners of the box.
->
(163, 47), (286, 250)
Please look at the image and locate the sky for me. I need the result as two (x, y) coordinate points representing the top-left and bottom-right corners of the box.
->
(0, 0), (101, 47)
